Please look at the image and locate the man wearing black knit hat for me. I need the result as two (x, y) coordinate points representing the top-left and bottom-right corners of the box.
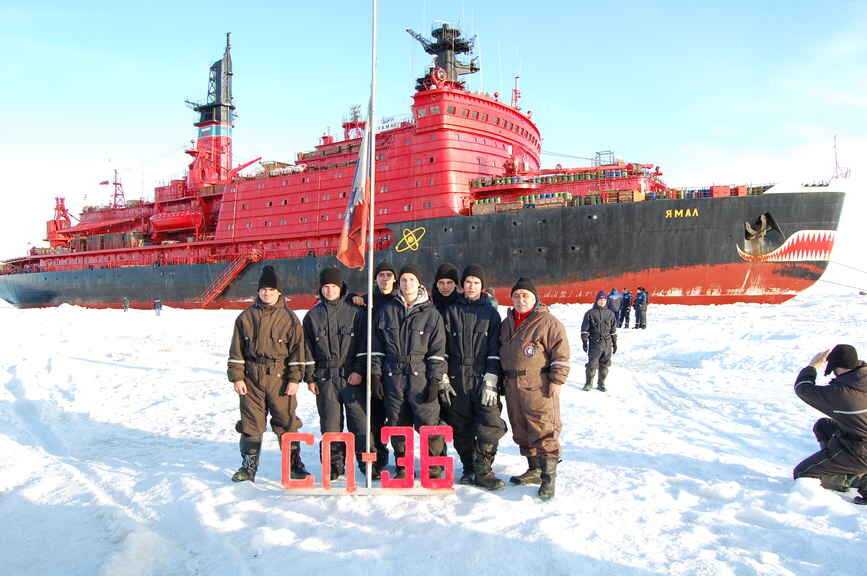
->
(303, 267), (366, 481)
(580, 290), (618, 392)
(793, 345), (867, 504)
(443, 264), (508, 489)
(432, 262), (460, 317)
(369, 264), (448, 478)
(227, 265), (309, 483)
(350, 260), (398, 476)
(500, 277), (570, 501)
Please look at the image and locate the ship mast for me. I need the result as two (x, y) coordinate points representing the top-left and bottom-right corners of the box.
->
(406, 23), (479, 90)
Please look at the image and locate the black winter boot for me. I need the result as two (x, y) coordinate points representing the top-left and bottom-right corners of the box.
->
(473, 443), (505, 491)
(538, 458), (558, 501)
(509, 456), (542, 485)
(232, 436), (261, 483)
(582, 382), (593, 392)
(458, 450), (475, 485)
(289, 442), (310, 480)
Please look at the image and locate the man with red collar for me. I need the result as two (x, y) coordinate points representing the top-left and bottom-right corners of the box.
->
(793, 344), (867, 503)
(499, 277), (570, 500)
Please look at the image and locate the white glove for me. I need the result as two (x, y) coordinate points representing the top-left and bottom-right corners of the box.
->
(480, 373), (499, 407)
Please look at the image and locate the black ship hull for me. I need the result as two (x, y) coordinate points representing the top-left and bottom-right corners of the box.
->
(0, 192), (845, 309)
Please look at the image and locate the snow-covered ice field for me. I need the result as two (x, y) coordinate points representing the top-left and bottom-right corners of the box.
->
(1, 275), (865, 575)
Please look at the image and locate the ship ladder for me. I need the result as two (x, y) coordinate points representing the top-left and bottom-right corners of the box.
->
(197, 250), (259, 308)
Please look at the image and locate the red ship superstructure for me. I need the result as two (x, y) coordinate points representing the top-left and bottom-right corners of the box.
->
(0, 25), (845, 308)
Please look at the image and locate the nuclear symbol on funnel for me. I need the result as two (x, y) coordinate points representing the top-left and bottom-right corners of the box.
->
(395, 226), (426, 253)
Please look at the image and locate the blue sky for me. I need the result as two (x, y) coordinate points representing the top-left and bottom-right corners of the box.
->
(2, 1), (866, 256)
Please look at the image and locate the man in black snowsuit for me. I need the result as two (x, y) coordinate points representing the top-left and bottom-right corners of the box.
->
(581, 290), (618, 392)
(443, 265), (508, 490)
(634, 286), (648, 329)
(431, 262), (460, 317)
(370, 264), (448, 478)
(792, 345), (867, 504)
(620, 288), (632, 328)
(228, 265), (309, 482)
(352, 260), (397, 476)
(303, 267), (366, 480)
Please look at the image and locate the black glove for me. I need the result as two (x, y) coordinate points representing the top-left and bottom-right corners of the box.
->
(371, 375), (384, 400)
(612, 336), (618, 355)
(581, 336), (588, 352)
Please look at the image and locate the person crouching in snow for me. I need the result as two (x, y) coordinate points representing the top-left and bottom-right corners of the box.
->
(500, 277), (570, 501)
(227, 265), (309, 482)
(581, 290), (617, 392)
(303, 267), (367, 481)
(793, 345), (867, 503)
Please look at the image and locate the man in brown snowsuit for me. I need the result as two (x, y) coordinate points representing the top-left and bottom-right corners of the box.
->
(227, 265), (309, 482)
(500, 277), (570, 500)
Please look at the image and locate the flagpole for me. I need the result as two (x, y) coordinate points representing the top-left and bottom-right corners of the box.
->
(364, 0), (378, 489)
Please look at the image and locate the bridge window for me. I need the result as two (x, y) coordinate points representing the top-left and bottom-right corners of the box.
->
(321, 214), (329, 221)
(431, 105), (440, 114)
(281, 199), (288, 206)
(471, 110), (479, 119)
(417, 108), (427, 118)
(300, 216), (308, 223)
(482, 113), (489, 121)
(266, 201), (272, 207)
(264, 220), (271, 227)
(494, 117), (500, 125)
(404, 204), (413, 211)
(461, 108), (470, 117)
(447, 105), (456, 114)
(279, 219), (287, 225)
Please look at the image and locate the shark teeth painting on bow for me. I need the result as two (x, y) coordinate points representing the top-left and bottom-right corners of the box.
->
(737, 230), (836, 263)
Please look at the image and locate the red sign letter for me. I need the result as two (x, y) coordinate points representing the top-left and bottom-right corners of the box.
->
(321, 432), (357, 493)
(380, 426), (414, 488)
(281, 433), (315, 489)
(419, 425), (454, 489)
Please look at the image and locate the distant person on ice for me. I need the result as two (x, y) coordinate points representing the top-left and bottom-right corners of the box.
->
(227, 265), (309, 483)
(581, 290), (617, 392)
(303, 267), (366, 481)
(500, 277), (570, 501)
(606, 288), (622, 325)
(634, 286), (648, 329)
(369, 264), (448, 478)
(792, 345), (867, 504)
(620, 288), (632, 328)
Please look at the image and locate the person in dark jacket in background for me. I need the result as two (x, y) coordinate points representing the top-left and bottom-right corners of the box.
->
(634, 286), (648, 329)
(443, 265), (507, 490)
(351, 260), (397, 476)
(227, 265), (309, 482)
(581, 290), (617, 392)
(431, 262), (460, 317)
(792, 345), (867, 504)
(607, 288), (623, 325)
(620, 288), (632, 328)
(303, 267), (366, 480)
(370, 264), (448, 478)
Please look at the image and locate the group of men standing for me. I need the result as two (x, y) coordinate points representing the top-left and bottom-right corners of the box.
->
(601, 286), (648, 329)
(227, 263), (570, 501)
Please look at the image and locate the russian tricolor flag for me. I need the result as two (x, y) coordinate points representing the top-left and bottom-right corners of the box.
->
(337, 114), (371, 269)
